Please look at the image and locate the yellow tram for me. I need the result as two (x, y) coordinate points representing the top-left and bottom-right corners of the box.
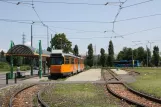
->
(50, 50), (84, 76)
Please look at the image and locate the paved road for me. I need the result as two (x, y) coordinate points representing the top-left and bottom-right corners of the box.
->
(65, 69), (101, 81)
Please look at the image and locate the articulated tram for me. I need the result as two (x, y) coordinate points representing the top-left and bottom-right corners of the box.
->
(50, 50), (84, 76)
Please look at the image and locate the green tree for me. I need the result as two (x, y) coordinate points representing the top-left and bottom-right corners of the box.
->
(107, 40), (114, 67)
(50, 33), (72, 53)
(136, 47), (145, 62)
(100, 48), (106, 67)
(0, 50), (5, 58)
(152, 46), (160, 66)
(87, 44), (93, 67)
(117, 47), (134, 60)
(73, 45), (79, 56)
(47, 47), (51, 52)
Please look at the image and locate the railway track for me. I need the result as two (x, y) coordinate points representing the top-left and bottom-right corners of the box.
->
(9, 84), (49, 107)
(102, 68), (161, 107)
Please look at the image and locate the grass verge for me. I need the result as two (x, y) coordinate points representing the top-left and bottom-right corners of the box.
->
(128, 68), (161, 98)
(41, 83), (133, 107)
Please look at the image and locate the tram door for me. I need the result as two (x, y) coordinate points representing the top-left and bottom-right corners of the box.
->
(78, 59), (80, 72)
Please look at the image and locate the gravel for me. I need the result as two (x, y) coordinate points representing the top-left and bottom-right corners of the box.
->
(12, 84), (45, 107)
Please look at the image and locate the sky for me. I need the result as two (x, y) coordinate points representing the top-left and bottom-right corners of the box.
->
(0, 0), (161, 55)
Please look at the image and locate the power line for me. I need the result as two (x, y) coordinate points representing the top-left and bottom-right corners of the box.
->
(0, 18), (109, 34)
(0, 0), (31, 7)
(68, 35), (124, 39)
(112, 0), (128, 32)
(35, 20), (113, 24)
(121, 26), (161, 37)
(0, 0), (17, 4)
(1, 12), (161, 25)
(32, 7), (44, 25)
(0, 19), (32, 24)
(116, 13), (161, 23)
(48, 25), (108, 33)
(1, 11), (161, 25)
(122, 0), (154, 8)
(1, 0), (122, 6)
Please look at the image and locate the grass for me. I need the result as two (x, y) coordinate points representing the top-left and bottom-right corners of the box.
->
(0, 62), (30, 72)
(41, 83), (123, 107)
(128, 67), (161, 98)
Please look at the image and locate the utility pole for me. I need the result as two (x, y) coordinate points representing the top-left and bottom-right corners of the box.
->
(22, 33), (26, 45)
(60, 38), (62, 49)
(95, 45), (97, 68)
(47, 26), (49, 48)
(132, 49), (134, 68)
(148, 41), (154, 62)
(51, 34), (52, 50)
(31, 25), (33, 47)
(39, 40), (42, 78)
(146, 45), (148, 67)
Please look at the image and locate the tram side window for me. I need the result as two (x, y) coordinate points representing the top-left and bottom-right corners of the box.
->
(71, 58), (74, 64)
(51, 57), (64, 65)
(65, 56), (70, 64)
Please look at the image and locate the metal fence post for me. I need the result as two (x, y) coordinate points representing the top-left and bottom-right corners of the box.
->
(15, 73), (17, 84)
(6, 73), (8, 85)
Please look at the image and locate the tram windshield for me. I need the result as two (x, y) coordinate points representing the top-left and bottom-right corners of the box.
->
(50, 57), (64, 65)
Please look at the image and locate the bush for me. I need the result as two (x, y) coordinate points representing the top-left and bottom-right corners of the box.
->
(0, 62), (10, 69)
(26, 66), (30, 70)
(20, 65), (31, 71)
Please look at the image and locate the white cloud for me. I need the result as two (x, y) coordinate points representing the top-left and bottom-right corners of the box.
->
(25, 41), (31, 46)
(0, 48), (7, 53)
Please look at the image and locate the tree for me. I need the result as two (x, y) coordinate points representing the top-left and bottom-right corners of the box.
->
(0, 50), (5, 58)
(100, 48), (106, 67)
(107, 40), (114, 67)
(117, 46), (152, 66)
(152, 46), (160, 66)
(87, 44), (93, 67)
(47, 47), (51, 52)
(136, 47), (145, 62)
(73, 45), (79, 56)
(50, 33), (72, 53)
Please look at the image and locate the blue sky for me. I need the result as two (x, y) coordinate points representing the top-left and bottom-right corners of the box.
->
(0, 0), (161, 55)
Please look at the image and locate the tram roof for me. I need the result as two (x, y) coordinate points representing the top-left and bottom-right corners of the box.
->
(51, 50), (84, 59)
(6, 45), (51, 57)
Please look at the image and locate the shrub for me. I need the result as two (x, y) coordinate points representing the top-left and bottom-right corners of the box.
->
(0, 62), (10, 69)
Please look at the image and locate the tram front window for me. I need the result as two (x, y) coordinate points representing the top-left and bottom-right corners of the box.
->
(51, 57), (64, 65)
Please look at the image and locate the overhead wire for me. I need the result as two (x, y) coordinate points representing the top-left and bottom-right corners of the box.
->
(0, 19), (32, 24)
(0, 0), (160, 41)
(0, 0), (122, 6)
(115, 13), (161, 23)
(122, 0), (154, 8)
(121, 26), (161, 37)
(0, 0), (31, 7)
(1, 11), (161, 25)
(47, 25), (109, 33)
(112, 0), (127, 32)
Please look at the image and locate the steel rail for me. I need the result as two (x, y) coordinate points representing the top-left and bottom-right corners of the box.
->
(37, 84), (50, 107)
(102, 68), (148, 106)
(110, 69), (161, 104)
(104, 68), (161, 105)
